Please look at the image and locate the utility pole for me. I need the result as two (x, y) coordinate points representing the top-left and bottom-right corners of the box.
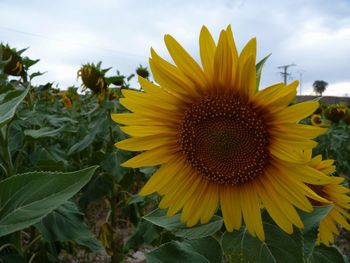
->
(298, 70), (305, 96)
(277, 64), (296, 84)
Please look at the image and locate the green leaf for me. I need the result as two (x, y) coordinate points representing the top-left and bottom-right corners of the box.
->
(146, 237), (222, 263)
(143, 208), (223, 240)
(29, 71), (46, 80)
(125, 220), (161, 249)
(300, 205), (334, 259)
(301, 205), (334, 232)
(24, 127), (64, 139)
(256, 53), (271, 91)
(221, 224), (303, 263)
(0, 87), (29, 128)
(308, 244), (347, 263)
(35, 201), (102, 252)
(101, 150), (133, 182)
(0, 166), (98, 237)
(79, 174), (113, 208)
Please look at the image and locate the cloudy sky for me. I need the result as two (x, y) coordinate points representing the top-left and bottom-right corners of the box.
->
(1, 0), (349, 96)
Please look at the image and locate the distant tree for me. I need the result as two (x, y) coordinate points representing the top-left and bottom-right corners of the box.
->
(313, 80), (328, 96)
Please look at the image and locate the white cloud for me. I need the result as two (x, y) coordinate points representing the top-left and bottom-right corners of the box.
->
(0, 0), (349, 94)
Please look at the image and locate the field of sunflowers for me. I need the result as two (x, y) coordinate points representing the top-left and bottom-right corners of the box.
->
(1, 26), (350, 263)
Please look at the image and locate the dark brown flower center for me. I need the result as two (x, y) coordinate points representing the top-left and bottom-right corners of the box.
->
(179, 95), (270, 185)
(313, 116), (322, 125)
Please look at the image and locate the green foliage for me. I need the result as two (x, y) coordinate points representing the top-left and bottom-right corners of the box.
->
(144, 208), (223, 240)
(1, 43), (349, 262)
(0, 166), (98, 237)
(35, 201), (102, 252)
(145, 237), (222, 263)
(0, 87), (29, 128)
(256, 53), (271, 91)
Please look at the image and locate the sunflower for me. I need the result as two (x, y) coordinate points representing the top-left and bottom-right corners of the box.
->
(62, 95), (73, 108)
(77, 63), (107, 95)
(0, 44), (25, 77)
(310, 114), (325, 127)
(112, 26), (334, 240)
(324, 105), (347, 123)
(307, 155), (350, 246)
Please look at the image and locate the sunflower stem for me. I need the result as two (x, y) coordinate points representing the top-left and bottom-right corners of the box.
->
(0, 126), (14, 177)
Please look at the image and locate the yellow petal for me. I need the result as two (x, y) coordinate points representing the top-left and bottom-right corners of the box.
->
(121, 146), (177, 168)
(255, 178), (294, 233)
(139, 157), (185, 195)
(120, 125), (175, 137)
(237, 38), (256, 93)
(150, 49), (198, 99)
(271, 138), (318, 151)
(116, 135), (175, 151)
(199, 26), (216, 81)
(119, 98), (179, 122)
(166, 172), (202, 216)
(270, 124), (327, 140)
(164, 34), (208, 90)
(181, 179), (209, 225)
(200, 183), (219, 224)
(220, 185), (242, 231)
(267, 168), (312, 212)
(240, 184), (264, 240)
(225, 25), (239, 70)
(121, 88), (179, 111)
(254, 81), (297, 109)
(112, 113), (163, 126)
(213, 30), (233, 89)
(273, 101), (319, 124)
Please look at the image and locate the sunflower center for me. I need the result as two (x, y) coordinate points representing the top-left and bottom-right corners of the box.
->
(179, 95), (270, 185)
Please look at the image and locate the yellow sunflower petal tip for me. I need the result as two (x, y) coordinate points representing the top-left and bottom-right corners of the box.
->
(112, 25), (332, 240)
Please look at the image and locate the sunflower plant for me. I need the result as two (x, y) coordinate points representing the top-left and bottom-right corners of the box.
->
(113, 26), (350, 262)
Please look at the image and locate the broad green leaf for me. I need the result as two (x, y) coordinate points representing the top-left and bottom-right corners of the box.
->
(256, 53), (271, 91)
(0, 87), (29, 128)
(308, 244), (347, 263)
(79, 174), (113, 208)
(146, 237), (222, 263)
(101, 150), (133, 182)
(300, 205), (334, 233)
(125, 220), (161, 249)
(24, 127), (64, 139)
(0, 166), (98, 237)
(35, 201), (102, 252)
(185, 237), (222, 263)
(221, 224), (303, 263)
(67, 133), (96, 156)
(0, 254), (26, 263)
(300, 205), (334, 259)
(143, 208), (223, 240)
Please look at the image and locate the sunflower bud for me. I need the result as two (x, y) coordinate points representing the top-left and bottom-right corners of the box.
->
(324, 105), (347, 123)
(0, 44), (25, 77)
(310, 114), (323, 126)
(136, 65), (150, 79)
(77, 63), (107, 94)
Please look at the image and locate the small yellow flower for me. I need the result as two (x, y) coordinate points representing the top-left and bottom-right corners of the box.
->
(62, 95), (72, 108)
(307, 155), (350, 246)
(310, 114), (323, 126)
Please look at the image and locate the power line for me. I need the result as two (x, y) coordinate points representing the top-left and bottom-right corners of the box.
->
(277, 63), (296, 84)
(0, 25), (146, 60)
